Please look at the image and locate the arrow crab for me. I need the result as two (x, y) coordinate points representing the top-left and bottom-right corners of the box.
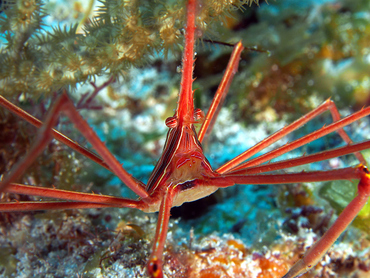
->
(1, 0), (370, 277)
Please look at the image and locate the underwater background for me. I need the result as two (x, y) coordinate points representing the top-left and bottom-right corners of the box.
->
(1, 0), (370, 277)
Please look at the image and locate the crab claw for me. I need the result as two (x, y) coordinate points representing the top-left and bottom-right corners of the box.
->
(147, 256), (163, 278)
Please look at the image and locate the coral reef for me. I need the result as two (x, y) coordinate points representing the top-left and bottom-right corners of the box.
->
(1, 0), (370, 277)
(0, 0), (256, 98)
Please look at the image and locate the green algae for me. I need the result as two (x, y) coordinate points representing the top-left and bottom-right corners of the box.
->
(319, 150), (370, 234)
(0, 247), (18, 277)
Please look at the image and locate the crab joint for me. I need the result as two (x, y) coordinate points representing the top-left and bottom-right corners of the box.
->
(282, 164), (370, 278)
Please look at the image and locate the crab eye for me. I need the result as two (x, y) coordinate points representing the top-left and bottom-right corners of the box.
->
(362, 165), (370, 174)
(165, 116), (178, 128)
(193, 108), (205, 123)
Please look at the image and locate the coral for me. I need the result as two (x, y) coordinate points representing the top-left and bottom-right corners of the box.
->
(0, 0), (257, 99)
(187, 235), (290, 278)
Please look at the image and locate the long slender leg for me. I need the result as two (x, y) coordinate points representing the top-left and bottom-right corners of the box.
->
(0, 93), (150, 200)
(198, 41), (244, 143)
(147, 187), (176, 278)
(222, 106), (370, 173)
(229, 140), (370, 175)
(0, 201), (124, 212)
(205, 165), (370, 278)
(2, 183), (147, 210)
(282, 165), (370, 278)
(217, 101), (369, 174)
(0, 96), (110, 171)
(204, 166), (363, 187)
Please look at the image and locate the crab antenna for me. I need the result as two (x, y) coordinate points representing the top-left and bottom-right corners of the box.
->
(176, 0), (196, 123)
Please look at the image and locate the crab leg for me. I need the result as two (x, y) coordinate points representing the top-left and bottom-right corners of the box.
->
(198, 41), (244, 143)
(0, 201), (121, 212)
(229, 140), (370, 175)
(282, 165), (370, 278)
(146, 1), (196, 277)
(0, 93), (150, 200)
(0, 96), (110, 171)
(205, 166), (362, 187)
(222, 106), (370, 173)
(147, 187), (177, 278)
(217, 101), (368, 174)
(1, 183), (147, 210)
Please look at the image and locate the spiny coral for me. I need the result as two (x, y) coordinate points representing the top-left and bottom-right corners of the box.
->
(0, 0), (258, 100)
